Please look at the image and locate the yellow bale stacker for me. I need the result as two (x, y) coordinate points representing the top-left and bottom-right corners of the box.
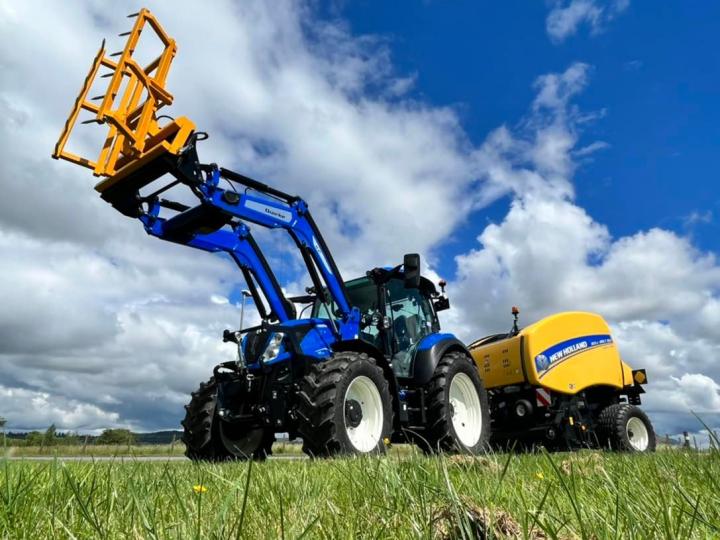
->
(52, 9), (197, 218)
(469, 310), (655, 451)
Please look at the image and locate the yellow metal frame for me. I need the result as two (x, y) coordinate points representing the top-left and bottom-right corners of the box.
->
(52, 8), (195, 192)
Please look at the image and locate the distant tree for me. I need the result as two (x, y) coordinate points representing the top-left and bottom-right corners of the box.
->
(0, 417), (6, 429)
(26, 431), (43, 446)
(60, 432), (81, 445)
(43, 424), (58, 446)
(97, 429), (135, 445)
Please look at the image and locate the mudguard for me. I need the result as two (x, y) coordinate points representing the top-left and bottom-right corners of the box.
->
(405, 334), (470, 386)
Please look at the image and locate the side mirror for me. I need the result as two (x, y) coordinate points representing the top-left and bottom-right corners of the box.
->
(433, 297), (450, 312)
(403, 253), (421, 289)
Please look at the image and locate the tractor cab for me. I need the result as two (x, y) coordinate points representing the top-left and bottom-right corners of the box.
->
(311, 254), (450, 378)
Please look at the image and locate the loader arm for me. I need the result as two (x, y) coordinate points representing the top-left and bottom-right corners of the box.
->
(140, 197), (295, 323)
(133, 142), (359, 338)
(51, 8), (358, 337)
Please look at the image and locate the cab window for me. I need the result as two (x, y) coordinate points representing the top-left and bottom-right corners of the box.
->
(385, 278), (436, 377)
(312, 277), (381, 344)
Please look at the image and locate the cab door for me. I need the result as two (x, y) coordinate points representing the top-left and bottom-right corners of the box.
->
(382, 278), (437, 378)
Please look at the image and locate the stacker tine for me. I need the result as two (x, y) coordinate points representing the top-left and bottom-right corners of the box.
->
(53, 8), (190, 181)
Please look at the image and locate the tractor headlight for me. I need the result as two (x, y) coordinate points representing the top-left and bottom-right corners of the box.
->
(261, 332), (285, 362)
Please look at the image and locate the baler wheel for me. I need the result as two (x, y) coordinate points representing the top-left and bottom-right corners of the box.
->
(419, 351), (490, 454)
(597, 403), (656, 452)
(296, 351), (392, 457)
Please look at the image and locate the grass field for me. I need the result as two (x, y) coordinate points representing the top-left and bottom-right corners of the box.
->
(2, 447), (718, 539)
(2, 442), (304, 458)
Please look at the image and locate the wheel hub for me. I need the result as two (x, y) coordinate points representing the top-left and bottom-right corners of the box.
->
(345, 399), (363, 428)
(343, 375), (384, 452)
(626, 416), (649, 451)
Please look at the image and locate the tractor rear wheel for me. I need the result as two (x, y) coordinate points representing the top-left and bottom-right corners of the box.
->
(181, 378), (274, 461)
(597, 403), (656, 452)
(296, 351), (392, 457)
(419, 351), (490, 454)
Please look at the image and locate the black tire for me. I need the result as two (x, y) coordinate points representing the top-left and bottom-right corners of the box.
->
(181, 378), (274, 461)
(597, 403), (656, 452)
(296, 351), (393, 457)
(419, 351), (490, 454)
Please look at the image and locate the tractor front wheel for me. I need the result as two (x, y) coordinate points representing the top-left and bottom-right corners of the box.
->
(181, 378), (274, 461)
(296, 351), (393, 457)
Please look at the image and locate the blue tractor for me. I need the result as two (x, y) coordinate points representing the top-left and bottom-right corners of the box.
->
(148, 140), (489, 458)
(51, 9), (490, 458)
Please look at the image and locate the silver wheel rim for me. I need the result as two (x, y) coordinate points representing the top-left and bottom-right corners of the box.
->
(344, 375), (383, 452)
(449, 372), (482, 447)
(626, 417), (649, 451)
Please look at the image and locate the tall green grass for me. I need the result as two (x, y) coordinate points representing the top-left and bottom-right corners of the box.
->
(3, 442), (305, 458)
(1, 449), (718, 539)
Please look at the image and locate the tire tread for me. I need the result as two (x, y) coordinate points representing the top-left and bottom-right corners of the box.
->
(597, 403), (656, 452)
(420, 351), (490, 454)
(296, 352), (391, 457)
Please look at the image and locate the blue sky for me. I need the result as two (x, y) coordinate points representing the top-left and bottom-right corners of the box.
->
(333, 1), (720, 278)
(0, 1), (718, 438)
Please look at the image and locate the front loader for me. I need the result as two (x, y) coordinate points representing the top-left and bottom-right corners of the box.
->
(52, 9), (490, 459)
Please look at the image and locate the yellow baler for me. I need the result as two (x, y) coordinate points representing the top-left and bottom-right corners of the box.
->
(469, 311), (655, 451)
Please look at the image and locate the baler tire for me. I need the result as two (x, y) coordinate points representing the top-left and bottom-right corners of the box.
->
(181, 378), (274, 461)
(597, 403), (656, 452)
(296, 351), (392, 458)
(419, 351), (490, 455)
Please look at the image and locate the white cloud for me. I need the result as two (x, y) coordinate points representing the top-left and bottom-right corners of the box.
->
(546, 0), (629, 43)
(670, 373), (720, 412)
(684, 210), (713, 228)
(573, 140), (610, 158)
(0, 386), (119, 431)
(0, 228), (253, 430)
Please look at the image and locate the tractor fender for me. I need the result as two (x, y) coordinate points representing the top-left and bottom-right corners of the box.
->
(409, 334), (471, 386)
